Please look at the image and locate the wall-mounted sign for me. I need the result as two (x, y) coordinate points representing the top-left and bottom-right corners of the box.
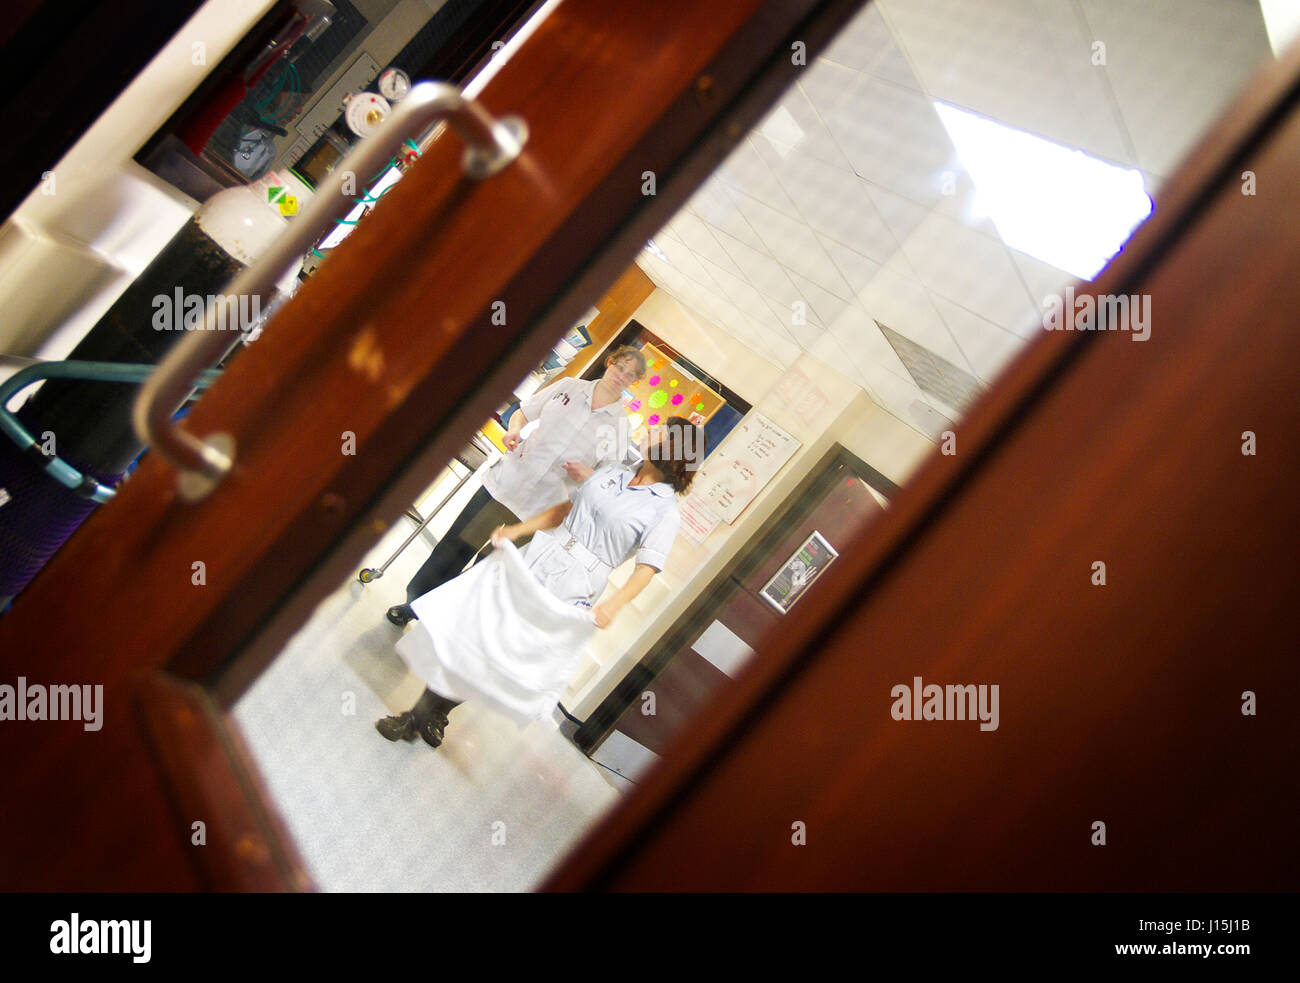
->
(677, 494), (720, 546)
(760, 530), (838, 614)
(688, 410), (799, 523)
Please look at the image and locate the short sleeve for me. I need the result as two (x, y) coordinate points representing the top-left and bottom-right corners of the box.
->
(635, 501), (680, 571)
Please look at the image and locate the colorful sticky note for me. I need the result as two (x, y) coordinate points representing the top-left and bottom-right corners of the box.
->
(628, 399), (641, 412)
(628, 412), (644, 429)
(649, 390), (668, 409)
(648, 414), (660, 425)
(669, 379), (678, 387)
(671, 393), (684, 405)
(648, 375), (660, 386)
(695, 402), (705, 411)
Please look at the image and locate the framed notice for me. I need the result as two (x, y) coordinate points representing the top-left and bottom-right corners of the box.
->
(760, 531), (838, 614)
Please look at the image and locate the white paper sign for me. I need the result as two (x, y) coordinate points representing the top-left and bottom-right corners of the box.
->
(677, 493), (720, 545)
(689, 411), (800, 523)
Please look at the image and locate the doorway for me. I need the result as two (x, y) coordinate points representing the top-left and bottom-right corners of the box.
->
(578, 446), (894, 779)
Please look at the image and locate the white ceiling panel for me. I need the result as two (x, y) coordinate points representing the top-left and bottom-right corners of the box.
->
(824, 302), (913, 380)
(758, 141), (903, 267)
(880, 0), (1134, 166)
(804, 63), (959, 205)
(755, 81), (859, 172)
(850, 255), (973, 372)
(896, 211), (1039, 332)
(819, 1), (921, 90)
(929, 294), (1027, 384)
(731, 188), (855, 301)
(816, 234), (885, 297)
(636, 0), (1271, 443)
(1077, 0), (1270, 178)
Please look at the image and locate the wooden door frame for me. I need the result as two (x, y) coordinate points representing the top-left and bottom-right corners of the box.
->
(0, 0), (869, 890)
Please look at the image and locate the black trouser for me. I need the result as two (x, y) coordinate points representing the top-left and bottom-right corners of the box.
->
(403, 486), (521, 604)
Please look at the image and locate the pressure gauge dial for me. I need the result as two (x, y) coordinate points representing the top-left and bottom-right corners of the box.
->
(378, 68), (411, 103)
(345, 91), (391, 137)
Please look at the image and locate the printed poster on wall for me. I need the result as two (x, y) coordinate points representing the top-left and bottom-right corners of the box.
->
(760, 531), (838, 614)
(677, 493), (720, 546)
(689, 411), (800, 523)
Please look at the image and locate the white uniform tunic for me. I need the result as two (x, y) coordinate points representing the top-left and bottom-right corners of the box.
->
(518, 463), (679, 606)
(398, 464), (680, 722)
(481, 377), (630, 519)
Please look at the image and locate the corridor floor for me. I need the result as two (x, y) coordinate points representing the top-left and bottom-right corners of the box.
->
(231, 507), (624, 892)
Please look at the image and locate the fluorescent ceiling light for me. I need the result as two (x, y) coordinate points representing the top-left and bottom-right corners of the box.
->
(1260, 0), (1300, 57)
(934, 102), (1152, 280)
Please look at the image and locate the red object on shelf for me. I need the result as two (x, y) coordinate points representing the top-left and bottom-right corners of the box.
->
(178, 11), (308, 156)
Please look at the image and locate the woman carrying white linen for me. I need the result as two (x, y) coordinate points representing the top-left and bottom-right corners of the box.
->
(376, 416), (706, 748)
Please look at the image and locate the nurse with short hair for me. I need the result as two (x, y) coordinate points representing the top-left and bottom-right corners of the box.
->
(376, 416), (706, 748)
(385, 344), (647, 626)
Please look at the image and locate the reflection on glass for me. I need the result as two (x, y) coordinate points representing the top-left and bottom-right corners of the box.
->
(229, 0), (1276, 892)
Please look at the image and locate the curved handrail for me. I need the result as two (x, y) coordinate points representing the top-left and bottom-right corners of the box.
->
(0, 359), (221, 502)
(131, 81), (528, 502)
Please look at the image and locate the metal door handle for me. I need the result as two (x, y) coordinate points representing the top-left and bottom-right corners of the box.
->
(131, 82), (528, 502)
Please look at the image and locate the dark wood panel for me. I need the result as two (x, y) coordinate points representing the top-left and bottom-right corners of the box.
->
(616, 647), (734, 757)
(741, 464), (881, 591)
(135, 672), (314, 891)
(544, 49), (1300, 891)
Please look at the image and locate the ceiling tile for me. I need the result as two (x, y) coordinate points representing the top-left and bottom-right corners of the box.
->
(851, 254), (973, 372)
(808, 330), (881, 403)
(824, 301), (912, 379)
(816, 234), (884, 297)
(881, 0), (1134, 166)
(876, 319), (983, 413)
(689, 178), (767, 251)
(664, 209), (744, 279)
(761, 293), (826, 350)
(1079, 0), (1271, 178)
(1009, 248), (1076, 337)
(650, 234), (724, 295)
(754, 137), (902, 266)
(732, 186), (855, 300)
(929, 293), (1028, 385)
(755, 81), (858, 172)
(819, 1), (922, 91)
(712, 137), (802, 220)
(709, 225), (803, 309)
(896, 210), (1038, 335)
(785, 270), (849, 332)
(802, 60), (960, 205)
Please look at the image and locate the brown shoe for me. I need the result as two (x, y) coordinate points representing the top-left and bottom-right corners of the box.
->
(417, 711), (450, 748)
(375, 711), (417, 742)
